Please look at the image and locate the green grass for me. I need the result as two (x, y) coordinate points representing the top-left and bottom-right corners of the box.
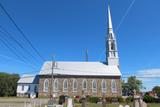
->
(74, 103), (160, 107)
(147, 103), (160, 107)
(74, 103), (131, 107)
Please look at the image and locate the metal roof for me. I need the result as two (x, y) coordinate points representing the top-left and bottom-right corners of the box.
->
(17, 75), (39, 84)
(39, 61), (121, 76)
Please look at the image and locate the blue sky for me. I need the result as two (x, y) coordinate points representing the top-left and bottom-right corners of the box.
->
(0, 0), (160, 91)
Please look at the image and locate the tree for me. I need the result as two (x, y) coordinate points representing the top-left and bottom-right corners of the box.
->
(122, 76), (143, 96)
(152, 86), (160, 98)
(0, 72), (19, 96)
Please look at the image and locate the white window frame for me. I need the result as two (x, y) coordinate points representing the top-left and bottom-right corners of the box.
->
(43, 79), (49, 92)
(82, 79), (87, 92)
(92, 80), (97, 93)
(63, 79), (68, 92)
(72, 79), (78, 92)
(101, 79), (107, 93)
(111, 79), (117, 93)
(53, 79), (59, 92)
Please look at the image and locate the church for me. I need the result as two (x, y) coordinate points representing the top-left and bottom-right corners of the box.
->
(38, 5), (122, 97)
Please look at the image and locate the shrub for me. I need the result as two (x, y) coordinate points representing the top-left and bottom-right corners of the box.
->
(143, 94), (155, 103)
(85, 95), (91, 102)
(89, 97), (100, 103)
(117, 96), (125, 103)
(105, 97), (112, 103)
(126, 96), (133, 103)
(73, 98), (79, 103)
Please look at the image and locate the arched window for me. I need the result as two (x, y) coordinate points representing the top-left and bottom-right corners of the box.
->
(53, 79), (59, 92)
(63, 79), (68, 92)
(82, 79), (87, 92)
(43, 79), (49, 92)
(101, 80), (107, 93)
(73, 79), (78, 92)
(111, 79), (117, 93)
(92, 80), (97, 92)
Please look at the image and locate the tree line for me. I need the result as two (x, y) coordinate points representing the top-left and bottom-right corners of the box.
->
(0, 72), (19, 97)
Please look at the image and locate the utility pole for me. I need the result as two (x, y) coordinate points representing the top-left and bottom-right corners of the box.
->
(50, 55), (55, 99)
(85, 49), (88, 62)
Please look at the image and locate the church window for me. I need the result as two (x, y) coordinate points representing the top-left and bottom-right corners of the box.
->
(43, 79), (49, 92)
(53, 79), (59, 92)
(101, 80), (107, 93)
(111, 79), (117, 93)
(110, 33), (113, 39)
(73, 79), (78, 92)
(111, 42), (115, 50)
(82, 79), (87, 92)
(92, 80), (97, 92)
(63, 79), (68, 92)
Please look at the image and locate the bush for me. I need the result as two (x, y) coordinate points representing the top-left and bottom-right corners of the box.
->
(73, 98), (79, 103)
(89, 97), (100, 103)
(143, 94), (155, 103)
(117, 96), (125, 103)
(85, 95), (91, 102)
(105, 97), (112, 103)
(126, 96), (133, 103)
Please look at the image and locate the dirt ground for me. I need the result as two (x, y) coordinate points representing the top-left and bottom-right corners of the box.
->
(0, 97), (48, 107)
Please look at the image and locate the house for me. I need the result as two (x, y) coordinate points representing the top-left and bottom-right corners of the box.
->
(17, 75), (39, 97)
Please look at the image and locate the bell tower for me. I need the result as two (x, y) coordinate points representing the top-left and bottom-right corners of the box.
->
(106, 5), (119, 66)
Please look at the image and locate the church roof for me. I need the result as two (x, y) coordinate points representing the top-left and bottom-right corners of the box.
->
(17, 75), (39, 84)
(39, 61), (121, 76)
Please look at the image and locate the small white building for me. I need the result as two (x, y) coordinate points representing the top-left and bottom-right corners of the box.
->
(17, 75), (39, 97)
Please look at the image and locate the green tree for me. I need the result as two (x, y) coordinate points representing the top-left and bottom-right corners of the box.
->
(152, 86), (160, 97)
(122, 76), (143, 96)
(0, 72), (19, 96)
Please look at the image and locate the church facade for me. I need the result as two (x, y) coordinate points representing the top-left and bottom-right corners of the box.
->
(38, 5), (122, 97)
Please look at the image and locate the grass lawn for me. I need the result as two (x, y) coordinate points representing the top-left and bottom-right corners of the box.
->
(74, 103), (160, 107)
(74, 103), (131, 107)
(147, 103), (160, 107)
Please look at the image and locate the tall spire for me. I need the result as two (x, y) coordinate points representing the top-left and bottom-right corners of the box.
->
(106, 4), (119, 67)
(108, 5), (113, 30)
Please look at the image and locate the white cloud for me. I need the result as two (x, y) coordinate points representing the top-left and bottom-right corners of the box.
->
(122, 69), (160, 91)
(137, 68), (160, 78)
(135, 68), (160, 91)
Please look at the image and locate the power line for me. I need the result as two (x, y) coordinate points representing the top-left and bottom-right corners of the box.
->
(0, 32), (38, 68)
(0, 25), (41, 64)
(0, 2), (45, 62)
(0, 34), (37, 70)
(0, 54), (37, 70)
(98, 0), (136, 61)
(115, 0), (136, 32)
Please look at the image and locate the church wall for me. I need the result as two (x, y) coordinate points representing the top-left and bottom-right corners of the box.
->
(38, 75), (121, 97)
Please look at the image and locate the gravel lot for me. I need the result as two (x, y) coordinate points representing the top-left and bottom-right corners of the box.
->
(0, 98), (48, 107)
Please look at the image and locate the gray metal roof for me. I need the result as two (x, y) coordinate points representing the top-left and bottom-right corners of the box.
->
(17, 75), (39, 84)
(39, 61), (121, 76)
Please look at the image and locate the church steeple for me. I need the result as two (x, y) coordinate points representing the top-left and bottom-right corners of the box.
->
(108, 5), (113, 31)
(106, 5), (119, 66)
